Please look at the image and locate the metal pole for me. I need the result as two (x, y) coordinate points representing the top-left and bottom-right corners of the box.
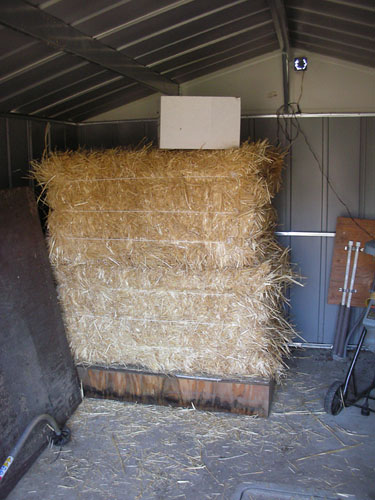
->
(332, 241), (353, 356)
(335, 241), (361, 359)
(282, 51), (289, 113)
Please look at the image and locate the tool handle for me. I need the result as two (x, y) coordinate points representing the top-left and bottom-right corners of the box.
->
(332, 304), (345, 355)
(346, 241), (361, 309)
(341, 240), (353, 306)
(335, 306), (351, 359)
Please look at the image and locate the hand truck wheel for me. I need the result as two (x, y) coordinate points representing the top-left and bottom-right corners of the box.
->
(324, 381), (345, 415)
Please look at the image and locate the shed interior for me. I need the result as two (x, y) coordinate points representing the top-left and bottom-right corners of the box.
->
(0, 1), (374, 498)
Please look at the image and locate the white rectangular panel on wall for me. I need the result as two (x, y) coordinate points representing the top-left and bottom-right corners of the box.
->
(159, 96), (241, 149)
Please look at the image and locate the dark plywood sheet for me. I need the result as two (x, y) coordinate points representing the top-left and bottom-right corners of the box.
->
(328, 217), (375, 306)
(77, 366), (273, 417)
(0, 187), (81, 498)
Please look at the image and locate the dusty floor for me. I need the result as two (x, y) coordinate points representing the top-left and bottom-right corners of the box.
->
(6, 349), (375, 500)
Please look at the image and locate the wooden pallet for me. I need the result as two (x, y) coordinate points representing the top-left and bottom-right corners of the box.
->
(77, 366), (274, 417)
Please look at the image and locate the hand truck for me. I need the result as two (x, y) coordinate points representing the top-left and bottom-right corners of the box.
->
(325, 240), (375, 416)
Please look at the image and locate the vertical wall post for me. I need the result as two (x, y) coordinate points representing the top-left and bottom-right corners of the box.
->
(282, 51), (289, 113)
(268, 0), (291, 112)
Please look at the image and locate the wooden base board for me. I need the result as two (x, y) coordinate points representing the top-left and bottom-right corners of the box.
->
(77, 366), (274, 417)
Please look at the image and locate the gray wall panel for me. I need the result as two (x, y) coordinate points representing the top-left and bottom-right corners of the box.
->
(78, 123), (117, 148)
(7, 119), (30, 187)
(244, 116), (373, 344)
(116, 122), (153, 147)
(320, 236), (338, 344)
(0, 117), (78, 189)
(274, 150), (291, 232)
(290, 118), (324, 231)
(289, 235), (338, 345)
(276, 234), (292, 317)
(248, 116), (373, 345)
(50, 123), (69, 151)
(240, 117), (253, 143)
(289, 236), (321, 343)
(327, 118), (361, 230)
(251, 118), (291, 231)
(78, 122), (158, 149)
(253, 118), (279, 143)
(31, 120), (47, 161)
(362, 117), (375, 219)
(65, 124), (78, 151)
(144, 121), (158, 145)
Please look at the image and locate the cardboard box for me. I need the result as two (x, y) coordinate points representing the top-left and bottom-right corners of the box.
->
(159, 96), (241, 149)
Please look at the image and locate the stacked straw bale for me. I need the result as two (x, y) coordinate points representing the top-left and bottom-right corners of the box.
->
(33, 142), (297, 380)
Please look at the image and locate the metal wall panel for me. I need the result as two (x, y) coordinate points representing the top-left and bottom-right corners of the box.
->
(327, 118), (361, 230)
(289, 236), (322, 342)
(30, 120), (48, 161)
(248, 118), (291, 231)
(362, 118), (375, 218)
(247, 116), (375, 345)
(49, 122), (70, 152)
(0, 116), (78, 190)
(78, 121), (158, 148)
(291, 118), (325, 231)
(64, 123), (79, 152)
(7, 118), (30, 187)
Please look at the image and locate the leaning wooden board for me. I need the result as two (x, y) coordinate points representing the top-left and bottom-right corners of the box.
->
(77, 366), (274, 417)
(0, 187), (81, 499)
(328, 217), (375, 307)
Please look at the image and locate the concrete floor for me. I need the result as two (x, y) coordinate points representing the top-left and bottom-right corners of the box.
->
(6, 349), (375, 500)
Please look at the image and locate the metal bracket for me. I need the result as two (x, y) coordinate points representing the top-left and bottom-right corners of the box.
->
(345, 245), (363, 251)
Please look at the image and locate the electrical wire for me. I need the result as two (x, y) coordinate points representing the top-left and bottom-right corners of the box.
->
(296, 70), (305, 107)
(275, 72), (375, 241)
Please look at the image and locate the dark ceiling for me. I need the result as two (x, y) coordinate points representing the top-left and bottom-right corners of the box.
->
(0, 0), (373, 122)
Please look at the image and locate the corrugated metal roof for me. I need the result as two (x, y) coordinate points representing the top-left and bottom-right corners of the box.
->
(286, 0), (374, 67)
(0, 0), (372, 122)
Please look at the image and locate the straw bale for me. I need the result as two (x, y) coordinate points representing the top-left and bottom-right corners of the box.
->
(32, 141), (297, 380)
(54, 260), (294, 378)
(34, 143), (282, 270)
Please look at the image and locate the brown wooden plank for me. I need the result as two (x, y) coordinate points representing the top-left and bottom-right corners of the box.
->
(328, 217), (375, 306)
(77, 366), (273, 417)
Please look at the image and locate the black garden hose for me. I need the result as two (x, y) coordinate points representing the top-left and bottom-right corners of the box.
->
(0, 414), (70, 483)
